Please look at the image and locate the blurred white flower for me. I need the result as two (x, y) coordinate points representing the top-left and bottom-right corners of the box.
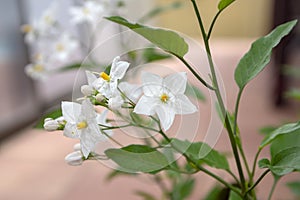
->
(61, 99), (110, 158)
(65, 151), (84, 166)
(51, 33), (79, 62)
(37, 2), (58, 35)
(25, 54), (49, 80)
(21, 21), (39, 44)
(69, 0), (105, 25)
(134, 72), (197, 131)
(94, 56), (130, 98)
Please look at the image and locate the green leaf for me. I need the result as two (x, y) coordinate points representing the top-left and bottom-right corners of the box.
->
(58, 63), (97, 72)
(271, 147), (300, 176)
(172, 139), (230, 170)
(106, 16), (189, 58)
(142, 48), (171, 63)
(270, 130), (300, 158)
(229, 190), (242, 200)
(185, 84), (206, 102)
(260, 121), (300, 149)
(204, 185), (228, 200)
(171, 178), (195, 200)
(105, 145), (169, 173)
(287, 181), (300, 196)
(234, 20), (297, 89)
(259, 147), (300, 176)
(285, 88), (300, 101)
(35, 108), (62, 129)
(218, 0), (235, 11)
(105, 169), (136, 182)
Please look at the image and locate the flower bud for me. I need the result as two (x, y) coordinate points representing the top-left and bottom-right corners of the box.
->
(95, 93), (105, 102)
(64, 151), (84, 166)
(43, 118), (59, 131)
(81, 85), (94, 96)
(73, 143), (81, 151)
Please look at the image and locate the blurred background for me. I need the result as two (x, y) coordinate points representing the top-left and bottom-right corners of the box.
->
(0, 0), (299, 199)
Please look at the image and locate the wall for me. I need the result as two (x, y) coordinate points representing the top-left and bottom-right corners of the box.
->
(155, 0), (273, 38)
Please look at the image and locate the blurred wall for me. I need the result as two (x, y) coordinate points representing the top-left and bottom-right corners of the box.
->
(156, 0), (273, 38)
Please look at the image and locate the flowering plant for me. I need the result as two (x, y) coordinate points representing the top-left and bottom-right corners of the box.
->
(24, 0), (300, 199)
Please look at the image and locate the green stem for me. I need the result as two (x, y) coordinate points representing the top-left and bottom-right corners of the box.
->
(246, 169), (270, 196)
(207, 10), (222, 40)
(100, 129), (123, 147)
(175, 55), (215, 90)
(251, 149), (262, 182)
(227, 169), (241, 186)
(190, 0), (246, 192)
(234, 90), (251, 179)
(268, 177), (280, 200)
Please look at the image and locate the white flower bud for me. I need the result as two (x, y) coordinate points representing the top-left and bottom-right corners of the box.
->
(43, 118), (59, 131)
(81, 85), (94, 96)
(64, 151), (84, 166)
(73, 143), (81, 151)
(95, 93), (105, 102)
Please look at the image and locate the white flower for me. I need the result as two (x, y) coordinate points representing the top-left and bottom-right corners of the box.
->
(69, 1), (105, 25)
(81, 71), (98, 97)
(94, 56), (130, 98)
(65, 151), (84, 166)
(21, 21), (39, 44)
(25, 55), (49, 80)
(37, 3), (58, 34)
(51, 33), (79, 62)
(134, 72), (197, 131)
(61, 99), (110, 158)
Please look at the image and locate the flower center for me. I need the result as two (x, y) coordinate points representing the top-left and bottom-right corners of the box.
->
(82, 7), (90, 15)
(56, 43), (65, 52)
(77, 121), (88, 129)
(44, 15), (53, 24)
(33, 64), (44, 72)
(21, 24), (33, 33)
(160, 93), (169, 103)
(100, 72), (110, 81)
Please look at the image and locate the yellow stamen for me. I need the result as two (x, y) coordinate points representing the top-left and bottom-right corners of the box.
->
(56, 43), (64, 52)
(160, 93), (169, 103)
(33, 64), (44, 72)
(77, 121), (88, 129)
(82, 7), (90, 15)
(21, 24), (32, 33)
(44, 15), (53, 24)
(100, 72), (110, 81)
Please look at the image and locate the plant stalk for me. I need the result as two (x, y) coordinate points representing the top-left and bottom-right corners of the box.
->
(190, 0), (247, 193)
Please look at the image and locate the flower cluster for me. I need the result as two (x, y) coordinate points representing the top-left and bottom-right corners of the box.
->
(22, 0), (123, 80)
(44, 56), (197, 165)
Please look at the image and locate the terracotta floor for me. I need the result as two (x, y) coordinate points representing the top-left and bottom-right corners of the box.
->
(0, 39), (299, 200)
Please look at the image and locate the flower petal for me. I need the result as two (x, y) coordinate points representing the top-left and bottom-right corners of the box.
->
(80, 123), (104, 158)
(81, 99), (96, 120)
(142, 72), (163, 97)
(155, 105), (175, 131)
(85, 70), (97, 86)
(134, 96), (159, 116)
(61, 101), (81, 122)
(63, 122), (80, 139)
(174, 94), (198, 114)
(110, 56), (130, 80)
(118, 82), (142, 103)
(163, 72), (187, 95)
